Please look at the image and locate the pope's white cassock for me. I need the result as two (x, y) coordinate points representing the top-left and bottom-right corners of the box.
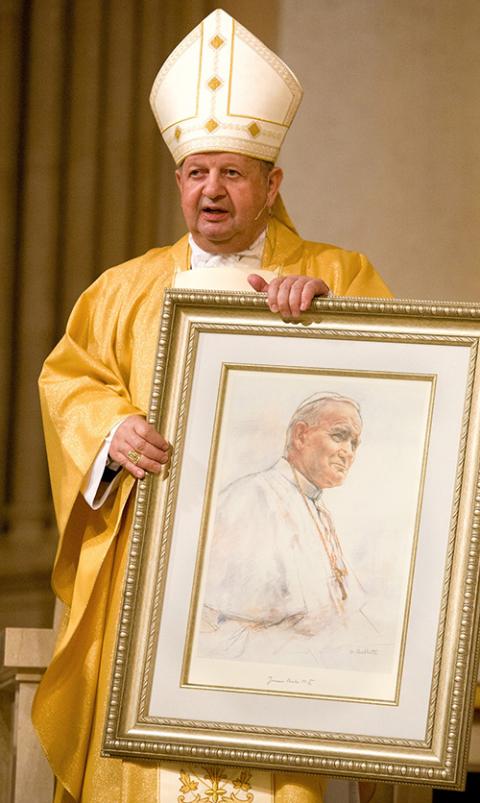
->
(199, 457), (377, 667)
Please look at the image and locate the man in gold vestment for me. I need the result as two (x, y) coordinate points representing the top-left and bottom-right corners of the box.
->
(33, 9), (390, 803)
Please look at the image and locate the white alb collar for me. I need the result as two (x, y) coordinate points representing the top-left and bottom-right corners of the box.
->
(276, 457), (323, 502)
(189, 230), (266, 269)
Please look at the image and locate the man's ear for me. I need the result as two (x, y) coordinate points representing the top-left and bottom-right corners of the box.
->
(291, 420), (307, 450)
(175, 169), (182, 192)
(266, 166), (283, 207)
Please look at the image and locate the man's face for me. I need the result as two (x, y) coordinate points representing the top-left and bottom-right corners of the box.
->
(175, 152), (282, 254)
(292, 401), (362, 489)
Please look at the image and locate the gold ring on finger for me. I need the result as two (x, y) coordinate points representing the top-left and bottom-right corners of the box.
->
(127, 449), (141, 465)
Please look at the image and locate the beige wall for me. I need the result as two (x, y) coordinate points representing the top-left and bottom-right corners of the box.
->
(277, 0), (480, 301)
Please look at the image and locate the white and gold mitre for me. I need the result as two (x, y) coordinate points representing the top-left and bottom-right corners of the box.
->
(150, 8), (303, 165)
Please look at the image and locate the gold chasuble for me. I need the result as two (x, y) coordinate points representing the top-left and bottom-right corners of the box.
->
(33, 216), (391, 802)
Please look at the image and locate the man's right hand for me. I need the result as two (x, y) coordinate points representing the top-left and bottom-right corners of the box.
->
(109, 415), (170, 479)
(247, 273), (331, 319)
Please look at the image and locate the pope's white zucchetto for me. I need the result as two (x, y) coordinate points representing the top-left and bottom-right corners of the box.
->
(150, 8), (303, 165)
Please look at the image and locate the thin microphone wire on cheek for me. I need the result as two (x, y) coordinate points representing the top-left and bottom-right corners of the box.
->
(253, 200), (269, 222)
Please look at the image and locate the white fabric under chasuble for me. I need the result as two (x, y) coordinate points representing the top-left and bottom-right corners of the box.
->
(173, 232), (279, 291)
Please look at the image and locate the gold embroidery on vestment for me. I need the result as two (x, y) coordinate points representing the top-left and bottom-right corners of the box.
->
(176, 765), (255, 802)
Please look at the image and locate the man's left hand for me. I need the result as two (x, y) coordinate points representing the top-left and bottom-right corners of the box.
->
(248, 274), (330, 319)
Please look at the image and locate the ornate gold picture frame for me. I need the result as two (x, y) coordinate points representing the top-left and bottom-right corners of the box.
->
(103, 291), (480, 790)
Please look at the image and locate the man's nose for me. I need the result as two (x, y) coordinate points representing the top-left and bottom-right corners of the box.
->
(203, 170), (225, 198)
(339, 441), (354, 458)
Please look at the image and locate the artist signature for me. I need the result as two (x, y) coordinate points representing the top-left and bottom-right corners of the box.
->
(350, 647), (378, 655)
(267, 675), (315, 687)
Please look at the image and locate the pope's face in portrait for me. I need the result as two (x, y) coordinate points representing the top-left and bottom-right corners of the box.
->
(291, 401), (362, 489)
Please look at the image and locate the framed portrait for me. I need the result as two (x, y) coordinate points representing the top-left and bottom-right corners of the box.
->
(103, 291), (480, 789)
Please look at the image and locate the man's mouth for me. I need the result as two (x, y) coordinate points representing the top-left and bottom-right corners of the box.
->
(200, 206), (229, 220)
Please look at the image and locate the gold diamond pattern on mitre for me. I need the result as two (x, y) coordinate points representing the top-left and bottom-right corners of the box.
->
(205, 118), (219, 133)
(248, 122), (261, 138)
(174, 127), (182, 140)
(210, 34), (225, 50)
(208, 76), (222, 91)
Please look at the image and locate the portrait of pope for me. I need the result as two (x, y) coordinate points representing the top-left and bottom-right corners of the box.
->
(198, 391), (381, 668)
